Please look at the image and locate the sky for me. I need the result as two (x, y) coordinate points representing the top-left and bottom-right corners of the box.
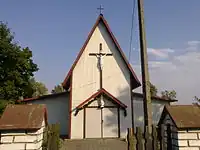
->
(1, 0), (200, 104)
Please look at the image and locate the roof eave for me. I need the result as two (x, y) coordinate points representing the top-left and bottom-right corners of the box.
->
(132, 92), (178, 102)
(21, 91), (69, 102)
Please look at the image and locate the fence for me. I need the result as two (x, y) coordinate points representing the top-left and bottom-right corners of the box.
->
(127, 124), (167, 150)
(42, 124), (62, 150)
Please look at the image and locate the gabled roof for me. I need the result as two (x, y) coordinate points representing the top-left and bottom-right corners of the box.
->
(132, 92), (178, 102)
(76, 88), (127, 109)
(20, 91), (68, 102)
(0, 104), (47, 130)
(159, 105), (200, 129)
(62, 14), (141, 89)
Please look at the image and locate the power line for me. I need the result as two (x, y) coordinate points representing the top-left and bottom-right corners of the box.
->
(128, 0), (137, 62)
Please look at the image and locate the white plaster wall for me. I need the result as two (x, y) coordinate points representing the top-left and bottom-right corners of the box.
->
(133, 96), (170, 130)
(27, 93), (69, 136)
(71, 21), (132, 138)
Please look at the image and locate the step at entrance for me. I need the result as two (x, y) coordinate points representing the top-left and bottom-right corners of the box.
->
(60, 138), (128, 150)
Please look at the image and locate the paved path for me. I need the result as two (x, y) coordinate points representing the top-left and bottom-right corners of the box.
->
(60, 138), (128, 150)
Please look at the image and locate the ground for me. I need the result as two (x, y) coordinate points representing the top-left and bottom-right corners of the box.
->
(60, 138), (127, 150)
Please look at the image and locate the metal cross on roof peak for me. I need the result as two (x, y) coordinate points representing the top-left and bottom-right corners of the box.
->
(97, 5), (104, 15)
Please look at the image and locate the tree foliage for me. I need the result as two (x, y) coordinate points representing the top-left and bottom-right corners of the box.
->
(161, 90), (176, 100)
(51, 84), (65, 94)
(0, 22), (38, 100)
(193, 96), (200, 105)
(0, 100), (15, 116)
(150, 82), (158, 97)
(30, 78), (48, 97)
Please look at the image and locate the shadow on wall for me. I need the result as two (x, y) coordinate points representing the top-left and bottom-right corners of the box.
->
(133, 99), (166, 131)
(103, 87), (167, 135)
(99, 19), (133, 136)
(103, 87), (131, 136)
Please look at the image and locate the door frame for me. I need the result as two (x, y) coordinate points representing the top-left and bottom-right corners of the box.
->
(83, 106), (120, 138)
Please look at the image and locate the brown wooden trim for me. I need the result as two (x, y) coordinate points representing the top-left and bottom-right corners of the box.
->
(158, 106), (178, 129)
(100, 64), (103, 89)
(101, 108), (103, 138)
(76, 88), (127, 109)
(83, 107), (86, 138)
(68, 73), (73, 139)
(86, 106), (118, 108)
(130, 77), (135, 129)
(118, 107), (120, 138)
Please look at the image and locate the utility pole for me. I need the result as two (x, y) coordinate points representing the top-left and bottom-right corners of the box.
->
(137, 0), (152, 132)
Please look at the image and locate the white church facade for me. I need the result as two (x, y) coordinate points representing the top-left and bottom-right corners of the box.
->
(23, 14), (177, 139)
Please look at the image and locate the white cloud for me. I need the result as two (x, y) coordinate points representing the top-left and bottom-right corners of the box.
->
(187, 40), (200, 46)
(147, 48), (174, 59)
(148, 61), (176, 70)
(186, 40), (200, 51)
(175, 52), (200, 64)
(133, 45), (200, 104)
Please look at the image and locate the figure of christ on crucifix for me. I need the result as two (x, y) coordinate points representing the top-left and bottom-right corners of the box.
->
(89, 43), (113, 90)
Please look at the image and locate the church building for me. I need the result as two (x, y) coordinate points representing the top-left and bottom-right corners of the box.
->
(23, 14), (177, 139)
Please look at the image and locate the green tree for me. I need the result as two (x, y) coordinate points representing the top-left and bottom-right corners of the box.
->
(193, 96), (200, 105)
(0, 22), (38, 100)
(0, 99), (15, 116)
(150, 82), (158, 97)
(161, 90), (176, 100)
(30, 78), (48, 97)
(51, 84), (65, 94)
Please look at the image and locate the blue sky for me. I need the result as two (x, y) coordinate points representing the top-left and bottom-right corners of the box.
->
(1, 0), (200, 103)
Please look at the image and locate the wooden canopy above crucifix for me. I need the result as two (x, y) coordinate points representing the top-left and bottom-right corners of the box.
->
(76, 88), (127, 110)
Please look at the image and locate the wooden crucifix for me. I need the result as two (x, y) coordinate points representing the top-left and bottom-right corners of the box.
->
(89, 43), (112, 90)
(89, 43), (112, 137)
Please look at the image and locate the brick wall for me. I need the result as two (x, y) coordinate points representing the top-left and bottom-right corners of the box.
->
(173, 130), (200, 150)
(0, 121), (45, 150)
(162, 114), (200, 150)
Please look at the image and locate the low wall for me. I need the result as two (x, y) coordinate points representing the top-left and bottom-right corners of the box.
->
(162, 114), (200, 149)
(0, 124), (45, 150)
(172, 130), (200, 150)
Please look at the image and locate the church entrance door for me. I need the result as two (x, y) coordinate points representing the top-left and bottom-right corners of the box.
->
(85, 108), (101, 138)
(103, 107), (119, 138)
(84, 107), (119, 138)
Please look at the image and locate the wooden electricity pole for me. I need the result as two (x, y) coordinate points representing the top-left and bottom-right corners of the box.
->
(137, 0), (153, 131)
